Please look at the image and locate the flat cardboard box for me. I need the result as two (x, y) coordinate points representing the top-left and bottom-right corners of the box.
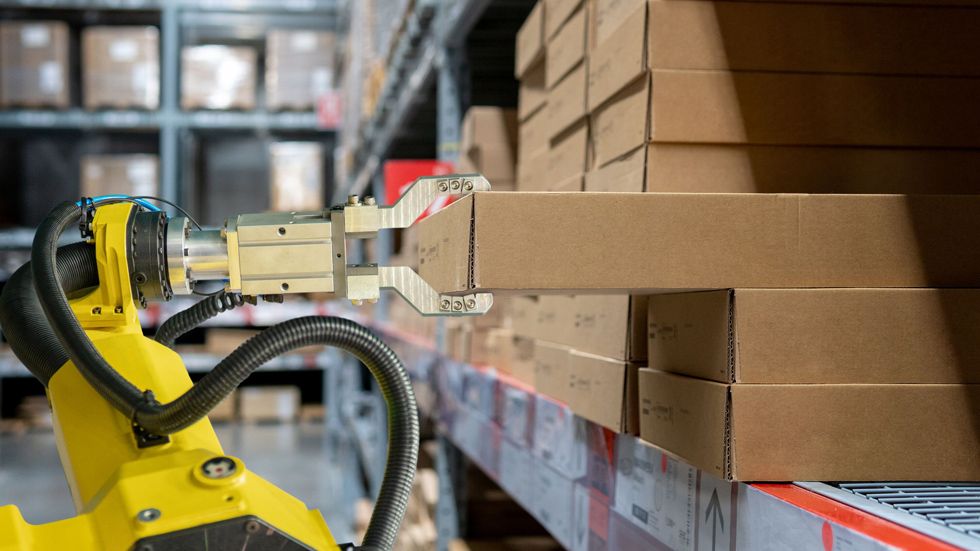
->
(644, 144), (980, 194)
(547, 120), (589, 187)
(536, 345), (639, 434)
(518, 108), (549, 163)
(458, 107), (518, 183)
(592, 0), (644, 49)
(646, 69), (980, 147)
(546, 0), (584, 39)
(517, 149), (549, 191)
(181, 45), (257, 110)
(265, 29), (335, 111)
(469, 327), (515, 370)
(269, 142), (325, 212)
(589, 1), (980, 112)
(0, 21), (70, 108)
(545, 5), (587, 89)
(518, 59), (547, 121)
(510, 336), (537, 387)
(510, 297), (540, 339)
(545, 61), (587, 139)
(526, 295), (647, 362)
(515, 1), (545, 78)
(638, 369), (980, 481)
(552, 175), (583, 193)
(649, 289), (980, 384)
(82, 26), (160, 110)
(81, 155), (159, 198)
(239, 386), (300, 423)
(584, 145), (645, 192)
(589, 74), (647, 168)
(418, 192), (980, 293)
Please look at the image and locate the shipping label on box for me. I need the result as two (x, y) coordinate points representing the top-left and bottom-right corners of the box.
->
(499, 439), (535, 509)
(614, 435), (696, 550)
(532, 460), (576, 548)
(534, 395), (588, 480)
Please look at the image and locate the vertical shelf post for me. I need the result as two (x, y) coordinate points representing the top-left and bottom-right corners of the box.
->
(159, 0), (181, 205)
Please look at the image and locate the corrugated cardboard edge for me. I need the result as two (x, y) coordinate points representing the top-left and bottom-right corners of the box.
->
(468, 194), (476, 291)
(724, 385), (733, 480)
(728, 289), (738, 383)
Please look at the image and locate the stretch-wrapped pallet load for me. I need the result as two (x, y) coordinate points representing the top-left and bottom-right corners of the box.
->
(82, 26), (160, 110)
(0, 21), (69, 108)
(269, 142), (325, 213)
(266, 29), (336, 111)
(181, 45), (257, 111)
(80, 155), (159, 198)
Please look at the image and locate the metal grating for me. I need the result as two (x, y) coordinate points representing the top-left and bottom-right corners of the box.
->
(835, 483), (980, 542)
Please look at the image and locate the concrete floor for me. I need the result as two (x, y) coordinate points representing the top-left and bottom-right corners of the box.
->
(0, 421), (357, 544)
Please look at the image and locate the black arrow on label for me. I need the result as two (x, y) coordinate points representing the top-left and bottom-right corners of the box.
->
(705, 488), (725, 551)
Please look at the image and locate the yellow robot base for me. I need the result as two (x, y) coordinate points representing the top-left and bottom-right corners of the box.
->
(0, 204), (339, 551)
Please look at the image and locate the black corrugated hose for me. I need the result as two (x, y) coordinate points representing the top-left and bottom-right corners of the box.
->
(26, 201), (418, 551)
(0, 242), (99, 385)
(153, 292), (248, 349)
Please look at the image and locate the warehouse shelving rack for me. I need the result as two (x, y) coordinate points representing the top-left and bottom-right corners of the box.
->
(0, 0), (339, 238)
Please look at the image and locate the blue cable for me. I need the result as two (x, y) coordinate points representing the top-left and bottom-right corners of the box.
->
(75, 195), (162, 212)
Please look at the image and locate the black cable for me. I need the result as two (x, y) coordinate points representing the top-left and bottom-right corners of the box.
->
(154, 292), (247, 348)
(30, 202), (417, 551)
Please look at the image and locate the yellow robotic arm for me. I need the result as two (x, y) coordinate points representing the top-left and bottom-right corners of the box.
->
(0, 175), (491, 551)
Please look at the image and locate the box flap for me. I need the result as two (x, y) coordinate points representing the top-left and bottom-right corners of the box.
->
(638, 369), (730, 479)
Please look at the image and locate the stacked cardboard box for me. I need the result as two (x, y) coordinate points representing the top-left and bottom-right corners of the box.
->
(82, 26), (159, 110)
(419, 191), (980, 480)
(0, 21), (70, 108)
(269, 142), (325, 212)
(239, 386), (300, 423)
(456, 107), (518, 190)
(266, 29), (336, 111)
(181, 45), (257, 110)
(80, 154), (159, 198)
(586, 0), (980, 193)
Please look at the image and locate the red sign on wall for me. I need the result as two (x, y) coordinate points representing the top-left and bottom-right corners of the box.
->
(383, 159), (456, 223)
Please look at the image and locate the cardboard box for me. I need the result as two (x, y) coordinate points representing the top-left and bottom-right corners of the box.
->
(509, 336), (536, 387)
(269, 142), (324, 212)
(638, 368), (980, 481)
(546, 0), (585, 39)
(469, 327), (515, 371)
(590, 1), (980, 111)
(0, 21), (70, 108)
(418, 192), (980, 292)
(239, 386), (300, 423)
(535, 345), (639, 434)
(510, 297), (540, 339)
(181, 45), (256, 110)
(584, 145), (645, 192)
(518, 59), (547, 122)
(552, 175), (583, 193)
(517, 148), (549, 191)
(81, 155), (159, 198)
(643, 144), (980, 195)
(647, 69), (980, 147)
(589, 74), (647, 168)
(515, 1), (545, 78)
(545, 5), (587, 89)
(547, 120), (589, 188)
(266, 30), (335, 111)
(649, 288), (980, 384)
(525, 295), (646, 362)
(546, 61), (587, 139)
(518, 108), (549, 163)
(457, 107), (518, 183)
(81, 26), (159, 110)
